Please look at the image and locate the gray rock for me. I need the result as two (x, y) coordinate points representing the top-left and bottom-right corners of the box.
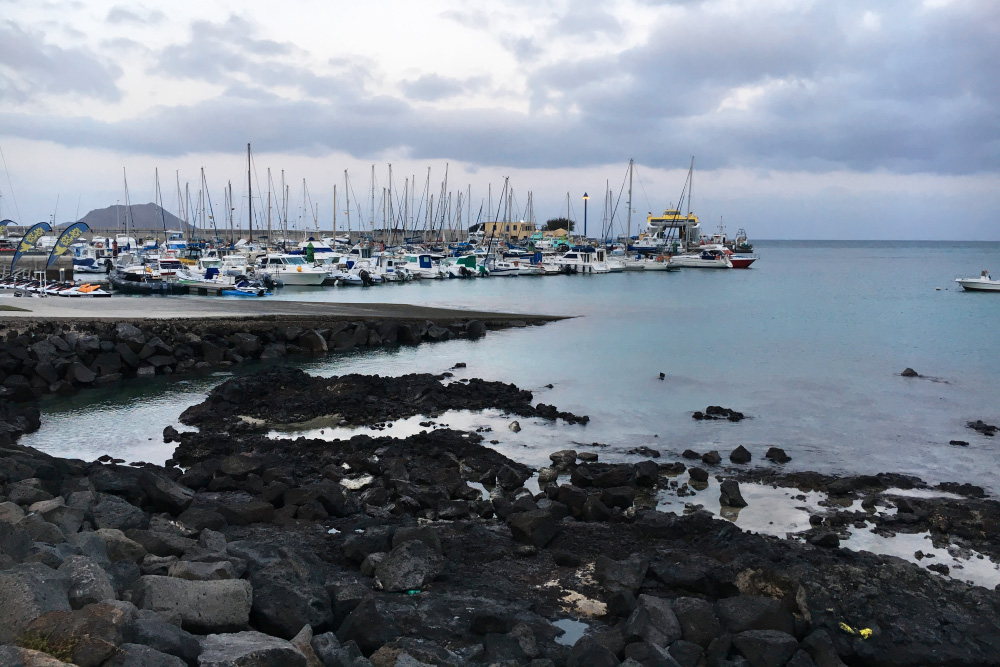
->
(716, 596), (795, 635)
(392, 526), (442, 556)
(672, 597), (723, 648)
(124, 529), (197, 557)
(139, 471), (194, 515)
(199, 630), (307, 667)
(336, 596), (401, 655)
(103, 643), (186, 667)
(374, 539), (443, 593)
(248, 562), (334, 639)
(0, 520), (33, 561)
(0, 645), (75, 666)
(594, 554), (649, 594)
(167, 559), (235, 581)
(17, 513), (67, 544)
(624, 594), (682, 647)
(668, 639), (704, 667)
(140, 554), (178, 576)
(96, 528), (147, 563)
(311, 631), (342, 665)
(507, 509), (559, 547)
(732, 630), (800, 667)
(134, 575), (252, 633)
(58, 555), (116, 608)
(730, 446), (753, 464)
(93, 495), (148, 531)
(176, 507), (226, 532)
(0, 562), (71, 644)
(125, 609), (202, 665)
(719, 480), (749, 508)
(0, 500), (26, 523)
(7, 479), (53, 506)
(67, 531), (111, 568)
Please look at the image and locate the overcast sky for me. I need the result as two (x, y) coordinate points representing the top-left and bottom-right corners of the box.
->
(1, 0), (997, 239)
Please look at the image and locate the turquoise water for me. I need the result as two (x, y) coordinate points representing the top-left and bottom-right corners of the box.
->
(22, 241), (1000, 493)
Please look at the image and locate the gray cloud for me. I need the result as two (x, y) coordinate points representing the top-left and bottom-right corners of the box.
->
(106, 6), (165, 25)
(0, 20), (122, 103)
(401, 74), (490, 101)
(2, 1), (997, 180)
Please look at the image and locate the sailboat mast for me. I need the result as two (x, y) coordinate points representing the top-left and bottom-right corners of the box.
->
(247, 143), (253, 244)
(627, 158), (633, 249)
(344, 170), (351, 241)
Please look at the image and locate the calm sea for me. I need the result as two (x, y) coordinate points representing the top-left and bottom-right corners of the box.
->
(22, 241), (1000, 494)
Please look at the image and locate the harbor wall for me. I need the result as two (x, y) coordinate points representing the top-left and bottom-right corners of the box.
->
(0, 316), (511, 403)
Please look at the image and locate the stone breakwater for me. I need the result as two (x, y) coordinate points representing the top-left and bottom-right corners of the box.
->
(0, 316), (531, 405)
(2, 367), (1000, 666)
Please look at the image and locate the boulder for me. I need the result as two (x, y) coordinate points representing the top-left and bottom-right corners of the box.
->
(248, 563), (334, 639)
(23, 602), (134, 667)
(0, 563), (71, 644)
(198, 631), (307, 667)
(701, 451), (722, 465)
(0, 500), (26, 523)
(58, 555), (116, 609)
(374, 539), (444, 593)
(0, 646), (75, 666)
(668, 639), (705, 667)
(673, 597), (723, 648)
(220, 454), (265, 479)
(7, 479), (53, 506)
(92, 495), (148, 532)
(507, 510), (559, 548)
(594, 554), (649, 595)
(719, 480), (749, 508)
(134, 575), (252, 633)
(634, 460), (659, 487)
(177, 507), (226, 532)
(167, 560), (235, 581)
(216, 500), (275, 525)
(765, 447), (791, 464)
(687, 467), (709, 484)
(716, 596), (795, 635)
(730, 446), (752, 464)
(102, 643), (187, 667)
(95, 529), (147, 563)
(139, 471), (194, 514)
(18, 513), (67, 545)
(623, 594), (682, 647)
(297, 330), (328, 354)
(336, 596), (402, 655)
(0, 520), (33, 561)
(732, 630), (800, 667)
(124, 608), (201, 665)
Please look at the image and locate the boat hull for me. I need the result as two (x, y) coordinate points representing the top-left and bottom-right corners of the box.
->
(956, 278), (1000, 291)
(729, 255), (757, 269)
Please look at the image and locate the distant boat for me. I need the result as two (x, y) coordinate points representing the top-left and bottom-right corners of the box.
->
(955, 270), (1000, 292)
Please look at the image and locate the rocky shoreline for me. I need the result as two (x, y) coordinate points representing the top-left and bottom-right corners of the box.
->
(2, 352), (1000, 664)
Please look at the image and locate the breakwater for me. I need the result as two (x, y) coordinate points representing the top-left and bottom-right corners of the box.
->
(0, 314), (541, 404)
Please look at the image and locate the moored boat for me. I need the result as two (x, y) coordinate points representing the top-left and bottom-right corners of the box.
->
(955, 270), (1000, 292)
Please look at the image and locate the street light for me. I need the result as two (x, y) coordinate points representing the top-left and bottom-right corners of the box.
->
(582, 192), (589, 239)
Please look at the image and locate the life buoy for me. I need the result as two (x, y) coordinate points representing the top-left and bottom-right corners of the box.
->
(94, 242), (104, 249)
(297, 266), (302, 272)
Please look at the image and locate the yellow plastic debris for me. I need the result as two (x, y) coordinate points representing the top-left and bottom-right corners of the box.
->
(839, 622), (872, 639)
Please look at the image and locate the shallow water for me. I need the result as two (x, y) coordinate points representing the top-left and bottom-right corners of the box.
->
(23, 241), (1000, 494)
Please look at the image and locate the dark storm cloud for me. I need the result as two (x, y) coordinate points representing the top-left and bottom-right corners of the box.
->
(0, 20), (122, 103)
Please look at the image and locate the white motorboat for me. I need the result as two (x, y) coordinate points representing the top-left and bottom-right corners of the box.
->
(549, 247), (612, 274)
(955, 271), (1000, 292)
(402, 253), (445, 279)
(255, 254), (328, 285)
(669, 248), (732, 268)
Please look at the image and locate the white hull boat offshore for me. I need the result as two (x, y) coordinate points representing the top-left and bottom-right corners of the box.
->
(670, 249), (732, 269)
(955, 271), (1000, 292)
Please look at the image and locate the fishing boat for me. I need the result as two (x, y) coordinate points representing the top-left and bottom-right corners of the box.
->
(955, 271), (1000, 292)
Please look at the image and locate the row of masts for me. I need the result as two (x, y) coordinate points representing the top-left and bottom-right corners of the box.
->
(119, 145), (542, 247)
(116, 151), (692, 247)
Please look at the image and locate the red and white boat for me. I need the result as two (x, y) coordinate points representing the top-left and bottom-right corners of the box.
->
(722, 247), (757, 269)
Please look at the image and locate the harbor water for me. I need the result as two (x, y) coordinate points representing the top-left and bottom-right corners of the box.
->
(22, 241), (1000, 494)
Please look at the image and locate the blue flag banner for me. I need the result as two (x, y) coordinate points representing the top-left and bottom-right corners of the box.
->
(47, 222), (90, 267)
(10, 222), (52, 272)
(0, 219), (13, 237)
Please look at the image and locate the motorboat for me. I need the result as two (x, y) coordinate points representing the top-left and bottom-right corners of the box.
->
(548, 247), (612, 274)
(955, 271), (1000, 292)
(254, 253), (328, 286)
(402, 253), (445, 279)
(669, 247), (732, 268)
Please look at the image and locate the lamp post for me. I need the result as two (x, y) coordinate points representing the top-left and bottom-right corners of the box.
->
(582, 192), (589, 239)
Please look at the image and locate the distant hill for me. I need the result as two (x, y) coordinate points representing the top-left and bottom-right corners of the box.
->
(78, 203), (190, 233)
